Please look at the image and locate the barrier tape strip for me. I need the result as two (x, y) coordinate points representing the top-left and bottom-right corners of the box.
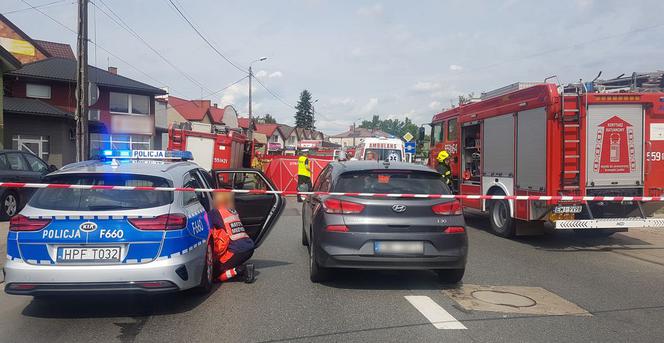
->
(0, 182), (661, 202)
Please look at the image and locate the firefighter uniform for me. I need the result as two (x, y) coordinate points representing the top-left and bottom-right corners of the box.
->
(436, 150), (453, 187)
(208, 206), (255, 282)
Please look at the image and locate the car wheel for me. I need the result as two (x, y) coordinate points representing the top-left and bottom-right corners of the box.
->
(195, 242), (214, 294)
(309, 241), (329, 283)
(489, 199), (515, 237)
(1, 191), (19, 220)
(301, 223), (309, 247)
(436, 268), (465, 284)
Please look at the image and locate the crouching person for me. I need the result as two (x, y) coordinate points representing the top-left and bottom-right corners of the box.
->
(208, 191), (256, 283)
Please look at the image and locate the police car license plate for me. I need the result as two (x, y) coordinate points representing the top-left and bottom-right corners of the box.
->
(57, 247), (121, 263)
(374, 241), (424, 255)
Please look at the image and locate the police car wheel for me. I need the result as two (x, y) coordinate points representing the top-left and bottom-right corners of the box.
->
(196, 242), (214, 293)
(301, 224), (309, 247)
(1, 191), (18, 220)
(435, 268), (465, 284)
(489, 199), (515, 237)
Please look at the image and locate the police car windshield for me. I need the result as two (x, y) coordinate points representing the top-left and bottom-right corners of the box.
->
(335, 170), (449, 194)
(29, 174), (173, 211)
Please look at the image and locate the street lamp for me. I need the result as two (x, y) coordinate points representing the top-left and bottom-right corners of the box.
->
(248, 57), (268, 141)
(311, 98), (319, 131)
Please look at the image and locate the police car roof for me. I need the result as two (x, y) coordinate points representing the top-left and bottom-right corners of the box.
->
(53, 159), (200, 180)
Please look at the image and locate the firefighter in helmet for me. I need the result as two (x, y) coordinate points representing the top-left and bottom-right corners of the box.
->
(436, 150), (453, 187)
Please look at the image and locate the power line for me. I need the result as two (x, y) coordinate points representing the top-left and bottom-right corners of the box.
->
(92, 0), (214, 94)
(254, 76), (296, 110)
(2, 0), (70, 15)
(167, 75), (249, 111)
(165, 0), (246, 74)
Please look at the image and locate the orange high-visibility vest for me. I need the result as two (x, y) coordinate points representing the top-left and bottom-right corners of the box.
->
(212, 207), (252, 263)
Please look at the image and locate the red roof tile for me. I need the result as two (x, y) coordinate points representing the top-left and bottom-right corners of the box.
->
(168, 96), (210, 122)
(33, 40), (75, 60)
(238, 117), (252, 129)
(255, 123), (280, 136)
(208, 106), (225, 124)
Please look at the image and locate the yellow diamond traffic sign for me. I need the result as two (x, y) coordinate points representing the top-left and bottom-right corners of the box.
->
(402, 132), (414, 142)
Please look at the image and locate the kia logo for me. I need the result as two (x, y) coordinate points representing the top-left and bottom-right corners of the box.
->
(392, 204), (407, 213)
(79, 222), (98, 232)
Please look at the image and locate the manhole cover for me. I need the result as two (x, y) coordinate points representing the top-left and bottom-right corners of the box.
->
(471, 290), (536, 308)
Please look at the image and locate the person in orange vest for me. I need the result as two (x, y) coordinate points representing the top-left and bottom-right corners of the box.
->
(208, 191), (255, 283)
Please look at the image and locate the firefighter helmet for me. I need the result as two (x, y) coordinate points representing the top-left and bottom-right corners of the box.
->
(437, 150), (450, 162)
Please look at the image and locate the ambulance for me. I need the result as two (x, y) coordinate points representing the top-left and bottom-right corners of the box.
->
(353, 137), (405, 162)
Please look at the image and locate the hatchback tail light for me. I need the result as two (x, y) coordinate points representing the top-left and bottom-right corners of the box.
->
(9, 215), (51, 231)
(323, 198), (365, 214)
(431, 201), (462, 215)
(129, 214), (187, 231)
(443, 226), (466, 234)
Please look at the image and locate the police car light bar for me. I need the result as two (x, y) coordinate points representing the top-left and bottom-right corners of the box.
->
(101, 150), (193, 161)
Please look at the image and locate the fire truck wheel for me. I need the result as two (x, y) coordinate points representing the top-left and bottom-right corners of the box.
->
(489, 199), (515, 237)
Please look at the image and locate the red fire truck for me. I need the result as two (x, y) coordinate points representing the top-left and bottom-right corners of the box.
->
(429, 74), (664, 237)
(168, 122), (247, 170)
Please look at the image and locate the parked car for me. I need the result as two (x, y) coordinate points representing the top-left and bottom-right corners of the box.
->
(301, 161), (468, 283)
(0, 150), (56, 220)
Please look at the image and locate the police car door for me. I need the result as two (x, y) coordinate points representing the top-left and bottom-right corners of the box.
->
(210, 169), (285, 248)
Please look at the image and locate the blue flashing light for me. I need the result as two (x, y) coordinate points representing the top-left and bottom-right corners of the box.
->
(99, 150), (193, 161)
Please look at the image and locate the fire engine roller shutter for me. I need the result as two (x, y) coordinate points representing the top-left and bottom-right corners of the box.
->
(483, 114), (515, 177)
(516, 107), (547, 191)
(585, 104), (643, 188)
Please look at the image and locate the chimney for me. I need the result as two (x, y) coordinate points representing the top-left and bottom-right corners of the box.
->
(213, 103), (218, 108)
(108, 66), (118, 74)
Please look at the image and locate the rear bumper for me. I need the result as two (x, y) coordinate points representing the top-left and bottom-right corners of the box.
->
(316, 231), (467, 270)
(554, 218), (664, 230)
(3, 243), (205, 296)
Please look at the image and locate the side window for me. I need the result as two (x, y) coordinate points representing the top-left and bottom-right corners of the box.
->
(232, 173), (268, 190)
(0, 154), (9, 170)
(6, 153), (29, 171)
(432, 124), (442, 146)
(318, 171), (332, 192)
(313, 166), (331, 191)
(24, 153), (48, 173)
(439, 122), (446, 142)
(182, 172), (202, 206)
(447, 119), (458, 141)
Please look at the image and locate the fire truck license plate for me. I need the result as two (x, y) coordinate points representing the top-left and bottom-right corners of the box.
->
(553, 205), (583, 214)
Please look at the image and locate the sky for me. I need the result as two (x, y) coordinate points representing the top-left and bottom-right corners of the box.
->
(2, 0), (664, 135)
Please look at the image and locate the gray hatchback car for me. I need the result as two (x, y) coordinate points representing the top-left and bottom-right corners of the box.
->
(302, 161), (468, 283)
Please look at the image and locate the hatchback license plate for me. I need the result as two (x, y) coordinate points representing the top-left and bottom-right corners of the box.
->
(374, 241), (424, 255)
(57, 247), (121, 263)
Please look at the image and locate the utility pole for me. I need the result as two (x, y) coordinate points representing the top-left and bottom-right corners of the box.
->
(248, 65), (253, 142)
(75, 0), (89, 161)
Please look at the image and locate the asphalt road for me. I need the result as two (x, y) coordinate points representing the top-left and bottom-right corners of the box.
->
(1, 199), (664, 343)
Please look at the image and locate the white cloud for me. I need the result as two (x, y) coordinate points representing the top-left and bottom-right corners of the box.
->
(360, 98), (379, 114)
(412, 81), (441, 92)
(449, 64), (463, 71)
(268, 71), (283, 78)
(428, 101), (441, 110)
(357, 3), (383, 17)
(330, 97), (354, 106)
(254, 70), (268, 78)
(220, 83), (247, 106)
(350, 47), (364, 57)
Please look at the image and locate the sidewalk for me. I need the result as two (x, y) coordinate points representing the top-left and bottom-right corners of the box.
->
(0, 222), (7, 283)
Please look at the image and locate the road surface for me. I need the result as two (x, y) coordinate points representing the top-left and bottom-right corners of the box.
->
(1, 199), (663, 342)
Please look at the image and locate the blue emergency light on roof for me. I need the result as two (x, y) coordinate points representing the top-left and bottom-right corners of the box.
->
(101, 150), (193, 161)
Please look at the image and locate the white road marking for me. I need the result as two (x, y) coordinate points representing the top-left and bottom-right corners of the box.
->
(405, 295), (467, 330)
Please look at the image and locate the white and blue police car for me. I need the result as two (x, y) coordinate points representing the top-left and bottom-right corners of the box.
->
(3, 150), (284, 296)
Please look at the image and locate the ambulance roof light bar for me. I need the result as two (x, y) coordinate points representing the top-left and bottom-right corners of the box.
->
(101, 150), (193, 161)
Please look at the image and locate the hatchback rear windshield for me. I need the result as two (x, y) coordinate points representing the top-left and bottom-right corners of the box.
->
(334, 170), (449, 194)
(29, 173), (173, 211)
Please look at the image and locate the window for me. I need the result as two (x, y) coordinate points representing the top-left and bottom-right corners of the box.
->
(232, 173), (268, 191)
(6, 153), (28, 171)
(431, 123), (442, 146)
(23, 153), (48, 173)
(26, 84), (51, 99)
(271, 134), (279, 143)
(110, 92), (150, 115)
(288, 136), (296, 144)
(12, 135), (49, 160)
(29, 174), (173, 211)
(335, 170), (450, 194)
(447, 118), (458, 141)
(0, 154), (9, 171)
(182, 172), (204, 207)
(90, 134), (152, 157)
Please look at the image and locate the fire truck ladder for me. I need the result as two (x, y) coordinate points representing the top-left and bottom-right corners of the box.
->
(560, 85), (586, 192)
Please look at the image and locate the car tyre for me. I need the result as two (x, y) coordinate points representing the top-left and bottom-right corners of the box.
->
(301, 223), (309, 247)
(309, 241), (329, 283)
(436, 268), (465, 284)
(195, 242), (214, 294)
(489, 199), (515, 237)
(1, 191), (19, 220)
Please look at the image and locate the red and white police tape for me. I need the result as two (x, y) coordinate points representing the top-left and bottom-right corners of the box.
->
(0, 182), (662, 202)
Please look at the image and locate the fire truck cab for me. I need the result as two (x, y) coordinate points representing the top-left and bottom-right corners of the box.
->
(429, 76), (664, 237)
(168, 122), (247, 171)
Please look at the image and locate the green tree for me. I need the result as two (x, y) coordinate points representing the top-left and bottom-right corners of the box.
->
(358, 115), (419, 140)
(294, 90), (315, 129)
(256, 113), (277, 124)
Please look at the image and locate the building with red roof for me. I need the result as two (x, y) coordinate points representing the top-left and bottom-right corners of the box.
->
(166, 95), (238, 128)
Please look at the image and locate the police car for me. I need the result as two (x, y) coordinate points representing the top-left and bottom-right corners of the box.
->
(3, 150), (284, 296)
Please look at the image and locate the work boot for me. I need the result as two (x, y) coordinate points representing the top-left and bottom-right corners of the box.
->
(243, 263), (255, 283)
